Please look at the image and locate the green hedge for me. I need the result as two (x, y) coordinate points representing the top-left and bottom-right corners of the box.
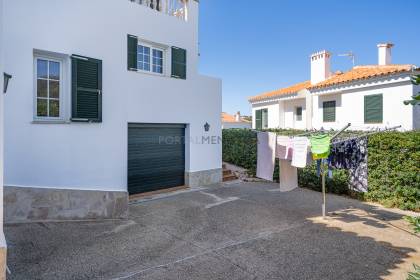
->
(222, 129), (420, 211)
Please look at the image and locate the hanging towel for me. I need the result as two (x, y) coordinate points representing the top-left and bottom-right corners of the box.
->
(279, 160), (298, 192)
(291, 137), (310, 168)
(310, 134), (332, 160)
(276, 136), (293, 160)
(256, 132), (277, 181)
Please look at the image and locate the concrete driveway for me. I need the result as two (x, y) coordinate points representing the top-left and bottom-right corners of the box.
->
(5, 182), (420, 280)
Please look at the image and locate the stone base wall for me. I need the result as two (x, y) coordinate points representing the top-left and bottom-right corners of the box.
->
(4, 186), (128, 223)
(185, 168), (222, 188)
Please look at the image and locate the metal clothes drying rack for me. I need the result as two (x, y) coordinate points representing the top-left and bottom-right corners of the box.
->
(320, 123), (352, 218)
(318, 124), (402, 219)
(250, 124), (402, 219)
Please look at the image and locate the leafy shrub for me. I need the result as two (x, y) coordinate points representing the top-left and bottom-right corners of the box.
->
(222, 129), (420, 211)
(407, 264), (420, 280)
(404, 216), (420, 233)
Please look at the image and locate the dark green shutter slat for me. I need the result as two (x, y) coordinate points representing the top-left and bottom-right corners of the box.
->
(323, 101), (336, 122)
(364, 94), (383, 123)
(255, 109), (262, 130)
(127, 35), (138, 71)
(71, 55), (102, 122)
(171, 47), (187, 79)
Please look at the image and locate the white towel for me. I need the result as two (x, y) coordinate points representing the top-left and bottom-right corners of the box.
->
(279, 160), (298, 192)
(256, 132), (277, 181)
(291, 137), (310, 168)
(276, 136), (293, 160)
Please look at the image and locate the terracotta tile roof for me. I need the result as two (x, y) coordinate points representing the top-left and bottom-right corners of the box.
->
(249, 65), (416, 102)
(309, 64), (415, 90)
(249, 81), (311, 102)
(222, 112), (251, 123)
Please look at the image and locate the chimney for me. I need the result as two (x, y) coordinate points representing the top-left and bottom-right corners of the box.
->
(235, 111), (241, 122)
(377, 43), (394, 65)
(310, 50), (332, 85)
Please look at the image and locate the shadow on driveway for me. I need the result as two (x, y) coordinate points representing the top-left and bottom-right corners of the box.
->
(5, 182), (420, 280)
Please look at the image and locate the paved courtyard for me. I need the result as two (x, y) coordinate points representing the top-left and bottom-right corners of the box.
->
(5, 182), (420, 280)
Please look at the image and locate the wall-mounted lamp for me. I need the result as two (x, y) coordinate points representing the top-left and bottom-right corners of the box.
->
(3, 73), (12, 94)
(204, 122), (210, 132)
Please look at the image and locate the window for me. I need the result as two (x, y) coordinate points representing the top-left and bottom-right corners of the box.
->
(128, 35), (182, 78)
(137, 45), (151, 72)
(255, 109), (268, 129)
(127, 35), (165, 75)
(137, 44), (164, 74)
(323, 101), (336, 122)
(364, 94), (383, 123)
(262, 109), (268, 129)
(152, 49), (163, 74)
(296, 107), (303, 121)
(35, 57), (61, 118)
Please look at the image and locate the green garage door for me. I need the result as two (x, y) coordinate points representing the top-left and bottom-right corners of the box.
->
(128, 123), (186, 195)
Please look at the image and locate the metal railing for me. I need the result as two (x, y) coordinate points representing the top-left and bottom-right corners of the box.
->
(129, 0), (188, 21)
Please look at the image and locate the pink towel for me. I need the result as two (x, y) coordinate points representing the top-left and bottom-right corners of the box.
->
(276, 136), (293, 160)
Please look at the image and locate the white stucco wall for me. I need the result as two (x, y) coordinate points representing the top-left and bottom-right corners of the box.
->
(3, 0), (222, 192)
(0, 0), (4, 229)
(312, 79), (415, 131)
(251, 101), (280, 129)
(282, 98), (306, 129)
(251, 94), (306, 130)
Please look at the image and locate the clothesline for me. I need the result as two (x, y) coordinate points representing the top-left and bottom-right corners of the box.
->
(332, 125), (402, 144)
(250, 124), (400, 141)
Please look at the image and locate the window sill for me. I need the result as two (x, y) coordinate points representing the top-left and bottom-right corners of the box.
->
(128, 68), (167, 78)
(32, 119), (71, 124)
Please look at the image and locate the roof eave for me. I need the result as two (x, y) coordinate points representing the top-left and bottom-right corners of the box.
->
(249, 92), (302, 104)
(309, 71), (415, 93)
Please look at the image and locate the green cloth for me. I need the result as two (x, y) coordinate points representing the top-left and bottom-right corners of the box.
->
(310, 134), (332, 160)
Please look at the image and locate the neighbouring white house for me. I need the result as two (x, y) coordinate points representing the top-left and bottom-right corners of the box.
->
(3, 0), (222, 223)
(249, 44), (420, 131)
(222, 112), (252, 129)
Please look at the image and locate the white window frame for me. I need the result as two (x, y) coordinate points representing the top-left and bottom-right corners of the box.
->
(33, 52), (69, 122)
(136, 41), (167, 76)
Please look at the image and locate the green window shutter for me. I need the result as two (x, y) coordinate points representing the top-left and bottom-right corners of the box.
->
(323, 101), (336, 122)
(127, 35), (138, 71)
(262, 109), (268, 128)
(171, 47), (187, 79)
(71, 55), (102, 122)
(296, 107), (303, 121)
(364, 94), (383, 123)
(255, 109), (262, 130)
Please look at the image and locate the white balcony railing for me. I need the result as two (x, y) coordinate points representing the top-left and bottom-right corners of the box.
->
(129, 0), (188, 21)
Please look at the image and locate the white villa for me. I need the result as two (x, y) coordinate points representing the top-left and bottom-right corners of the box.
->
(2, 0), (222, 223)
(249, 44), (420, 131)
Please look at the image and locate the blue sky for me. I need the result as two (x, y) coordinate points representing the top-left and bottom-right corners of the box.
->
(198, 0), (420, 116)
